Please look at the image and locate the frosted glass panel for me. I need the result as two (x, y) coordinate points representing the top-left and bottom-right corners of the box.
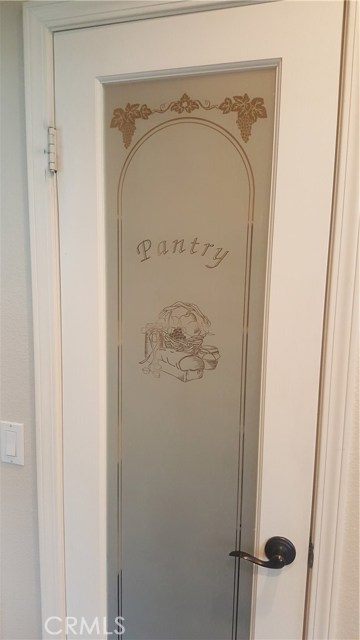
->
(105, 67), (276, 640)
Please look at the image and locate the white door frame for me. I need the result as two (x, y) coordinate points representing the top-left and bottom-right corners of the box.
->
(23, 1), (358, 637)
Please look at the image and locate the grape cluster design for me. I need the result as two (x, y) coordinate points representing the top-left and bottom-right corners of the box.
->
(219, 94), (267, 143)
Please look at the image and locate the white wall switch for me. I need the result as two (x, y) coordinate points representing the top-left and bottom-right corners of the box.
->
(0, 422), (24, 465)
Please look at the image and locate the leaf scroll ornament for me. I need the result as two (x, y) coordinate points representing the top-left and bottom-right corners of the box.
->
(111, 92), (267, 148)
(169, 93), (201, 114)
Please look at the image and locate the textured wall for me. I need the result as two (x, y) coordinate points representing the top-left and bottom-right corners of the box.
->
(0, 2), (41, 639)
(0, 2), (358, 640)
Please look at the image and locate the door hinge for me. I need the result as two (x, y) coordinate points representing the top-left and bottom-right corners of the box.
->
(47, 126), (58, 173)
(308, 541), (314, 569)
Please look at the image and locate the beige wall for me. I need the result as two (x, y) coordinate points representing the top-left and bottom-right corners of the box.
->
(0, 2), (41, 639)
(0, 2), (358, 639)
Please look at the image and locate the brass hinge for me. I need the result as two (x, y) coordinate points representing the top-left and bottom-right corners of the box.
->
(47, 126), (57, 173)
(308, 541), (314, 569)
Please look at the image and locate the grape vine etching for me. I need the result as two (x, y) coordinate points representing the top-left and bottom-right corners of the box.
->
(110, 92), (267, 148)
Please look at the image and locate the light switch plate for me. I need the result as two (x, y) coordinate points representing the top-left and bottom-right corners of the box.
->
(0, 421), (24, 465)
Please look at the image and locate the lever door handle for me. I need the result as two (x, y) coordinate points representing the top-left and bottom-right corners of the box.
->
(229, 536), (296, 569)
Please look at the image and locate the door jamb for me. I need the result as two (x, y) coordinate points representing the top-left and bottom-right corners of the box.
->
(305, 1), (358, 636)
(23, 1), (358, 637)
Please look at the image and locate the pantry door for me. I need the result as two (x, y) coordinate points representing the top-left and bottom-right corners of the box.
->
(53, 2), (343, 639)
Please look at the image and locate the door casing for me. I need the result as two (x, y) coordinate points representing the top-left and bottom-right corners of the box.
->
(23, 1), (358, 638)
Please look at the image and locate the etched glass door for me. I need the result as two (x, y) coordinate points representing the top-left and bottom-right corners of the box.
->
(54, 3), (343, 638)
(105, 67), (276, 639)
